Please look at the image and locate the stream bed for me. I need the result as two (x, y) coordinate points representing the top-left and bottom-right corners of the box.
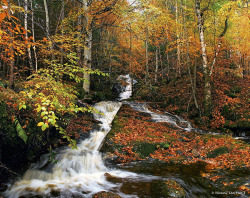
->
(3, 75), (249, 198)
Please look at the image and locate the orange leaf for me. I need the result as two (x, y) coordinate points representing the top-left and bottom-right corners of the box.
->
(0, 12), (7, 22)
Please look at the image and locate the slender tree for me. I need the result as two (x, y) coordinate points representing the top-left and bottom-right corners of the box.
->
(24, 0), (33, 70)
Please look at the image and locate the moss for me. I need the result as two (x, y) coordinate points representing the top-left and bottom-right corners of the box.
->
(100, 117), (124, 153)
(202, 134), (221, 143)
(0, 102), (17, 141)
(207, 146), (230, 158)
(230, 86), (242, 94)
(151, 180), (186, 198)
(133, 142), (163, 158)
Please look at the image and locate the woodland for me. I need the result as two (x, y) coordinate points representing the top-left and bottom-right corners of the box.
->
(0, 0), (249, 196)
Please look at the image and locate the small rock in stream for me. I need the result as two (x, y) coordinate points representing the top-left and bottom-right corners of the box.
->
(104, 173), (123, 183)
(192, 149), (200, 158)
(92, 191), (122, 198)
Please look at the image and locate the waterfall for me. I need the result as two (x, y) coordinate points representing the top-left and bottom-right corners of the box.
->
(118, 74), (137, 101)
(5, 102), (124, 198)
(5, 75), (157, 198)
(5, 74), (192, 198)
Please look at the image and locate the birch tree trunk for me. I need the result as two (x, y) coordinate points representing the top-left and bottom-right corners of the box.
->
(129, 23), (133, 94)
(24, 0), (33, 70)
(83, 0), (92, 94)
(44, 0), (49, 39)
(30, 0), (38, 71)
(43, 0), (54, 60)
(195, 0), (212, 116)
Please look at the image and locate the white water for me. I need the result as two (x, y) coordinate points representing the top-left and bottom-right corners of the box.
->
(5, 102), (125, 198)
(118, 74), (136, 101)
(5, 76), (158, 198)
(124, 101), (193, 132)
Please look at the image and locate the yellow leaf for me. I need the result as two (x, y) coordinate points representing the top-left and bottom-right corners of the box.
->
(37, 122), (44, 126)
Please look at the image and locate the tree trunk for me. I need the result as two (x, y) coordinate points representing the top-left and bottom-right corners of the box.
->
(129, 23), (133, 94)
(183, 1), (199, 111)
(195, 0), (212, 116)
(176, 0), (181, 76)
(155, 47), (159, 83)
(24, 0), (33, 70)
(83, 1), (92, 94)
(145, 27), (149, 83)
(43, 0), (54, 60)
(166, 48), (170, 81)
(44, 0), (49, 38)
(7, 0), (14, 88)
(77, 4), (82, 69)
(30, 0), (38, 72)
(60, 0), (65, 64)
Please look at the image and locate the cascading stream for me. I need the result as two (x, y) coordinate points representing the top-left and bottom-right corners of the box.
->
(123, 101), (193, 132)
(5, 102), (126, 198)
(5, 74), (196, 198)
(5, 76), (160, 198)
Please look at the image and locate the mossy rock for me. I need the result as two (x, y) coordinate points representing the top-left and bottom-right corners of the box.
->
(151, 180), (186, 198)
(207, 146), (229, 158)
(230, 86), (242, 94)
(133, 142), (158, 158)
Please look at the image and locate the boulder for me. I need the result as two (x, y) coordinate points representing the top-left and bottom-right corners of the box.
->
(151, 179), (186, 198)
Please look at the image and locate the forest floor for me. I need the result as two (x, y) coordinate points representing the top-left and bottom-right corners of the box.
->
(101, 104), (250, 195)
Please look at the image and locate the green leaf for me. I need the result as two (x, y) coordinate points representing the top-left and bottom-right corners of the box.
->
(14, 117), (28, 143)
(41, 123), (48, 131)
(19, 104), (26, 110)
(41, 111), (48, 116)
(42, 116), (48, 120)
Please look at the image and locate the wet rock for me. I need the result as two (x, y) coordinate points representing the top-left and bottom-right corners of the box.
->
(138, 112), (151, 117)
(151, 180), (186, 198)
(192, 149), (200, 158)
(104, 173), (123, 183)
(92, 191), (121, 198)
(0, 183), (7, 192)
(102, 152), (121, 166)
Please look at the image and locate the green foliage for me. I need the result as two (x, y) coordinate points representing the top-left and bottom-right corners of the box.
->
(14, 117), (28, 143)
(48, 146), (58, 164)
(158, 142), (170, 149)
(0, 53), (108, 148)
(0, 101), (16, 141)
(17, 74), (87, 147)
